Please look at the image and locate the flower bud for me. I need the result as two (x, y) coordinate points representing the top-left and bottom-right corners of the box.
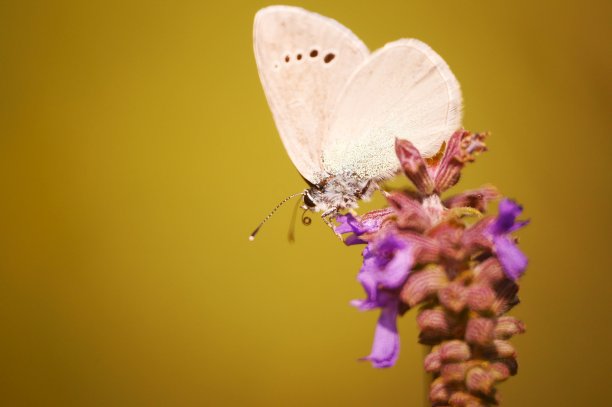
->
(466, 366), (494, 394)
(441, 362), (468, 382)
(491, 280), (520, 315)
(431, 221), (467, 263)
(395, 139), (435, 195)
(401, 266), (448, 307)
(439, 340), (471, 362)
(387, 192), (431, 232)
(482, 340), (517, 360)
(434, 130), (487, 193)
(404, 232), (440, 264)
(438, 282), (468, 313)
(465, 318), (495, 346)
(494, 316), (526, 339)
(424, 347), (442, 372)
(467, 284), (496, 313)
(473, 257), (505, 284)
(490, 357), (518, 377)
(443, 185), (499, 213)
(417, 308), (451, 336)
(489, 360), (512, 382)
(461, 217), (494, 255)
(429, 377), (451, 403)
(492, 340), (516, 358)
(448, 391), (487, 407)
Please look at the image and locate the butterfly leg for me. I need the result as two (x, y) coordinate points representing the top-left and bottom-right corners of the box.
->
(320, 209), (343, 241)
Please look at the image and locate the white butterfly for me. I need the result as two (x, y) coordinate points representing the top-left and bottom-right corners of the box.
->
(250, 5), (462, 239)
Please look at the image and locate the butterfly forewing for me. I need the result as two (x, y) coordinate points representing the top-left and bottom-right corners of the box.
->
(254, 6), (369, 184)
(322, 39), (463, 181)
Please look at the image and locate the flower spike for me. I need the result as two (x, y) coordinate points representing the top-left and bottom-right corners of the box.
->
(337, 128), (528, 405)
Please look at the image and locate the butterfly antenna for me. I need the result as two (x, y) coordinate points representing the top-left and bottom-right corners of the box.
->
(249, 192), (304, 241)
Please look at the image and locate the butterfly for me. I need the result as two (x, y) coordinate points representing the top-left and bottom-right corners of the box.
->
(250, 5), (462, 240)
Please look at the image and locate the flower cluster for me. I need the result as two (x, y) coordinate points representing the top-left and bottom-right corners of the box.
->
(336, 130), (528, 406)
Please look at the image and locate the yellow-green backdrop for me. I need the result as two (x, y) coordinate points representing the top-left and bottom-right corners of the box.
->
(1, 1), (610, 406)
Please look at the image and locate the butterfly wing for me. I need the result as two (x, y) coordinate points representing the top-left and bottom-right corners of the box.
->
(322, 39), (462, 180)
(254, 6), (369, 184)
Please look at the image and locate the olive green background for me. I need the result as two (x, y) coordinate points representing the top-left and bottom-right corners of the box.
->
(1, 1), (610, 406)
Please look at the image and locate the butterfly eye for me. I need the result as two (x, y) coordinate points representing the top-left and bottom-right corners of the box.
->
(297, 53), (302, 60)
(309, 49), (318, 58)
(304, 192), (316, 208)
(324, 53), (336, 63)
(284, 55), (290, 63)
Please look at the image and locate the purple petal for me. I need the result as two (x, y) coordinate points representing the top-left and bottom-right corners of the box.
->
(350, 298), (377, 311)
(360, 245), (376, 274)
(371, 233), (407, 268)
(344, 235), (366, 246)
(335, 213), (372, 235)
(363, 300), (400, 368)
(494, 235), (528, 280)
(490, 199), (527, 235)
(356, 267), (378, 304)
(335, 216), (354, 233)
(354, 234), (414, 306)
(336, 213), (376, 246)
(375, 246), (413, 289)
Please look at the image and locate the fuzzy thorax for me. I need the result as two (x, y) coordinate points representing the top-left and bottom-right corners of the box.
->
(305, 174), (379, 214)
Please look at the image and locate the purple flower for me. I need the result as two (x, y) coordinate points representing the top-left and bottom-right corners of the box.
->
(355, 233), (414, 306)
(351, 232), (414, 367)
(359, 293), (400, 368)
(335, 213), (370, 245)
(489, 199), (529, 280)
(335, 210), (392, 245)
(337, 126), (528, 402)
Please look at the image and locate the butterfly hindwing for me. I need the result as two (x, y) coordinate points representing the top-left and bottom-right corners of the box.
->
(322, 39), (463, 181)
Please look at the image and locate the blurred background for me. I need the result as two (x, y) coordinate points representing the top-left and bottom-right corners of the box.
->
(1, 0), (610, 406)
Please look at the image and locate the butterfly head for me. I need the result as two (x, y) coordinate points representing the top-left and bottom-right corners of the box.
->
(302, 188), (318, 210)
(249, 176), (377, 241)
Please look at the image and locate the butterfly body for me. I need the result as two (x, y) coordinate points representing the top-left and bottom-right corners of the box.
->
(252, 5), (462, 237)
(303, 174), (377, 216)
